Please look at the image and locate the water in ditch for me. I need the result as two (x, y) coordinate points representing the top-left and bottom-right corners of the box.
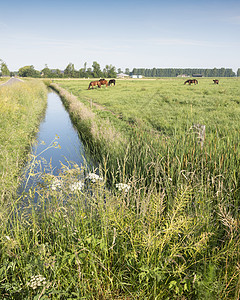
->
(18, 89), (95, 198)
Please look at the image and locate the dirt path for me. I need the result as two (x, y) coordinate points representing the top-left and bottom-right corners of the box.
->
(0, 77), (24, 87)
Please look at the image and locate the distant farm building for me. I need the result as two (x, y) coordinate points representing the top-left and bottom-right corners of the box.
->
(116, 73), (129, 79)
(177, 74), (189, 78)
(131, 75), (143, 79)
(192, 74), (203, 77)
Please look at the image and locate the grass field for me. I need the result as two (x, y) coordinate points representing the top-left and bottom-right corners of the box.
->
(55, 77), (240, 135)
(1, 78), (239, 299)
(54, 78), (240, 194)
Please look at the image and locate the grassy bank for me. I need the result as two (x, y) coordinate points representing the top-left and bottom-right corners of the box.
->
(0, 79), (239, 299)
(50, 82), (127, 167)
(0, 79), (48, 203)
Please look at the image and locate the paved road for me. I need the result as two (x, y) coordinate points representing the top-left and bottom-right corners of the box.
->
(0, 77), (24, 87)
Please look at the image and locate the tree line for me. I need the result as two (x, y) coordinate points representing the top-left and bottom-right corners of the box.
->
(1, 59), (240, 78)
(132, 67), (237, 77)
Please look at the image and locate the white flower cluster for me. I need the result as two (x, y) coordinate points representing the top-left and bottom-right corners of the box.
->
(69, 180), (84, 192)
(50, 172), (103, 192)
(116, 183), (130, 193)
(51, 178), (62, 190)
(27, 275), (47, 290)
(86, 173), (103, 183)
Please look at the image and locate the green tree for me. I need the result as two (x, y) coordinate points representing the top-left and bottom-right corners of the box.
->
(79, 62), (88, 78)
(18, 65), (40, 77)
(152, 67), (157, 77)
(103, 64), (116, 78)
(64, 63), (75, 77)
(0, 60), (10, 76)
(132, 68), (137, 75)
(92, 61), (102, 78)
(108, 65), (116, 78)
(237, 69), (240, 77)
(55, 69), (63, 78)
(41, 65), (53, 78)
(103, 65), (110, 78)
(86, 68), (93, 78)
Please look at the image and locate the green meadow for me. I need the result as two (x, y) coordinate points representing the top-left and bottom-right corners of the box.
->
(56, 77), (240, 135)
(0, 77), (239, 299)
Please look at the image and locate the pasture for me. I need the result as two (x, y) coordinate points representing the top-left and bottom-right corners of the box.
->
(56, 77), (240, 136)
(54, 78), (240, 204)
(1, 77), (239, 299)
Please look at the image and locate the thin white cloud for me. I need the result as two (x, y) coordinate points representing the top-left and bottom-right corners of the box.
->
(149, 38), (211, 47)
(119, 37), (240, 48)
(229, 15), (240, 24)
(0, 22), (9, 31)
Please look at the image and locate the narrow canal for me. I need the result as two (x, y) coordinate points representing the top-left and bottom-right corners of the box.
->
(33, 90), (89, 172)
(19, 89), (93, 195)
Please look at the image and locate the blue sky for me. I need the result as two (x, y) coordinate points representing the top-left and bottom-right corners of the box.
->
(1, 0), (240, 72)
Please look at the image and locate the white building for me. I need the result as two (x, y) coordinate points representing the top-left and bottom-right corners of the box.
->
(131, 75), (143, 79)
(116, 73), (129, 78)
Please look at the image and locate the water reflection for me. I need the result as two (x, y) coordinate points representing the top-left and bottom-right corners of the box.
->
(34, 90), (88, 172)
(19, 90), (94, 195)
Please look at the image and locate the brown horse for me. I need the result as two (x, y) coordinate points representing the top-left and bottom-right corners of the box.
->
(184, 79), (198, 85)
(99, 78), (108, 87)
(88, 80), (101, 89)
(192, 79), (198, 84)
(213, 79), (219, 84)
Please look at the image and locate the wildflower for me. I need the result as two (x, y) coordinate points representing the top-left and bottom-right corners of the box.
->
(116, 183), (130, 193)
(69, 180), (84, 192)
(86, 173), (103, 183)
(27, 275), (47, 290)
(51, 178), (62, 190)
(5, 236), (11, 241)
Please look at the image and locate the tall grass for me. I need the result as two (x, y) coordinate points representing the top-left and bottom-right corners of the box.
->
(0, 79), (239, 299)
(1, 157), (239, 298)
(0, 79), (47, 203)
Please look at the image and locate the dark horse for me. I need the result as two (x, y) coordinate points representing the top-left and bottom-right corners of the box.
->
(108, 79), (116, 86)
(213, 79), (219, 84)
(184, 79), (198, 85)
(99, 78), (108, 87)
(88, 80), (101, 89)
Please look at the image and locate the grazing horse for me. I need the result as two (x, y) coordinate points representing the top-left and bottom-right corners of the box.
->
(99, 78), (108, 87)
(184, 79), (198, 85)
(88, 80), (101, 90)
(192, 79), (198, 84)
(108, 79), (116, 86)
(213, 79), (219, 84)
